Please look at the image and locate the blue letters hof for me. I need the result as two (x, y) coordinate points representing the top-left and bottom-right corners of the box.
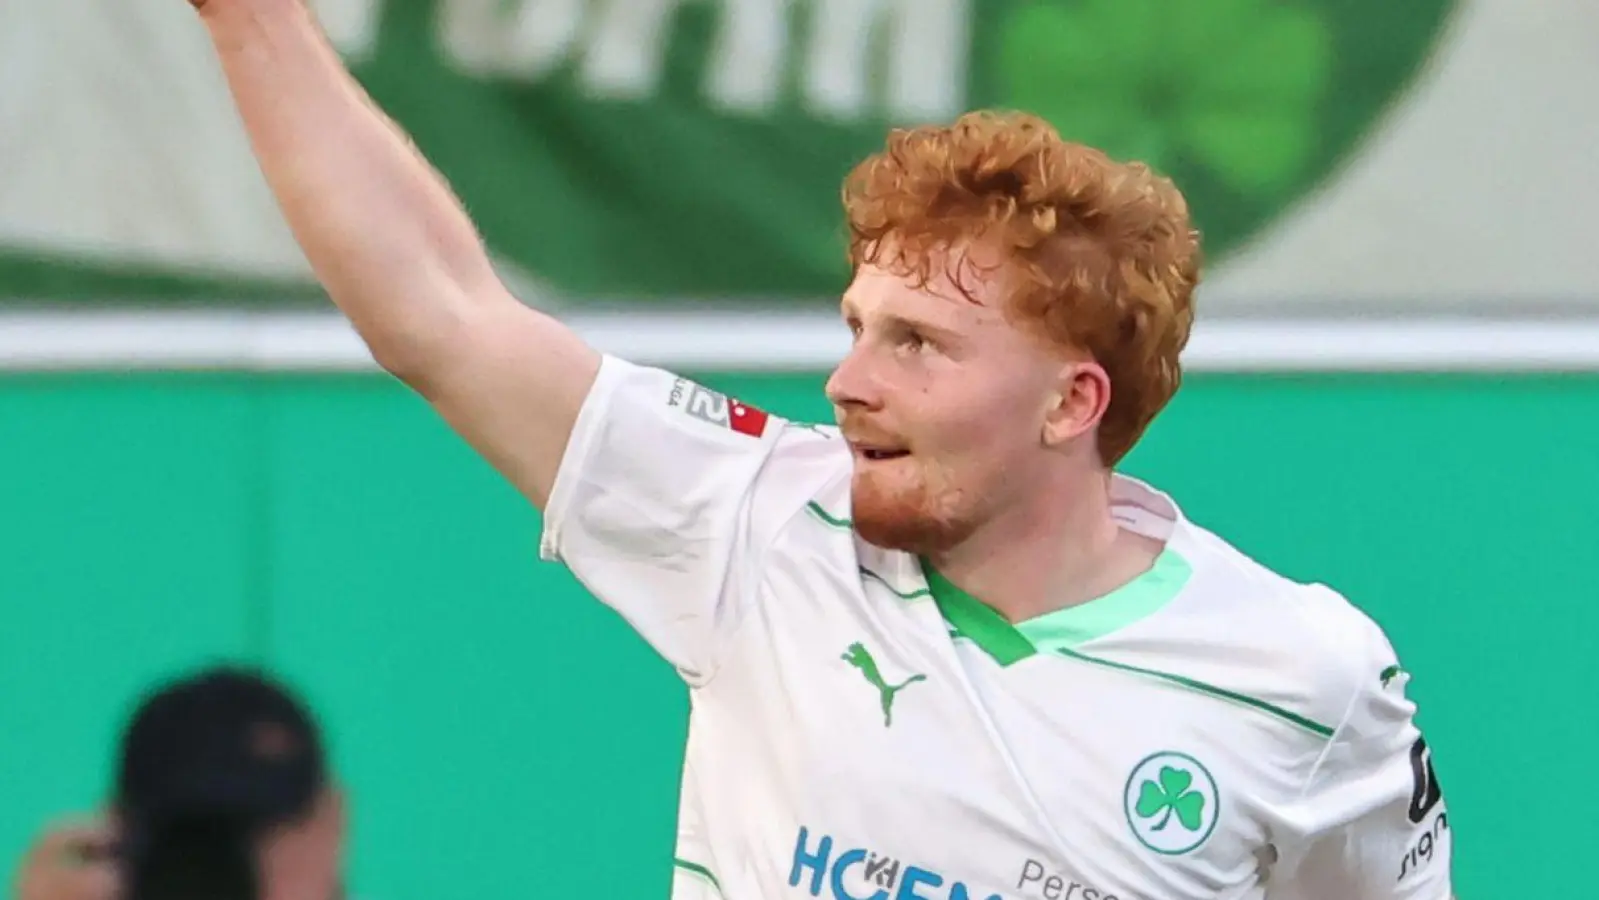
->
(788, 826), (1005, 900)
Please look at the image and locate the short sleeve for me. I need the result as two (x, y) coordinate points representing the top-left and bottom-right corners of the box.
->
(540, 355), (832, 684)
(1269, 623), (1455, 900)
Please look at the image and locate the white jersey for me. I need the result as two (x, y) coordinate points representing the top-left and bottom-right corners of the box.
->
(541, 357), (1455, 900)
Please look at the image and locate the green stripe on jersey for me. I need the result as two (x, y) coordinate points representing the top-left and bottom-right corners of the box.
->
(673, 858), (723, 895)
(806, 501), (850, 529)
(809, 499), (1336, 738)
(1050, 645), (1338, 738)
(860, 566), (932, 600)
(926, 550), (1337, 738)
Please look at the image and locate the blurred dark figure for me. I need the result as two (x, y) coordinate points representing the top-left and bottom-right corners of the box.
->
(12, 666), (347, 900)
(116, 666), (347, 900)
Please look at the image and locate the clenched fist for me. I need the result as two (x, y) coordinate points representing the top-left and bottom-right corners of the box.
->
(11, 819), (120, 900)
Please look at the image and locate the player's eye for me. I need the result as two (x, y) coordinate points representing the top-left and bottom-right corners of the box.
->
(899, 330), (930, 353)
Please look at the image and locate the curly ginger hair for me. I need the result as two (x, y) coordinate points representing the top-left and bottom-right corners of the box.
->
(842, 111), (1201, 466)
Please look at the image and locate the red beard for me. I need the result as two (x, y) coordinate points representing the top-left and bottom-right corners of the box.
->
(848, 459), (978, 556)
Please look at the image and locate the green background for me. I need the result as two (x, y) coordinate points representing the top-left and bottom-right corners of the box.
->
(3, 370), (1591, 898)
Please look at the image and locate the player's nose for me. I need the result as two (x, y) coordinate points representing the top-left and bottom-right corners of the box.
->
(825, 346), (884, 412)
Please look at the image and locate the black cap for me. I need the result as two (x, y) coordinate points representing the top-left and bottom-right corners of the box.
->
(115, 666), (326, 834)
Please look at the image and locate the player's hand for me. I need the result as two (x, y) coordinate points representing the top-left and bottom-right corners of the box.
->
(11, 817), (120, 900)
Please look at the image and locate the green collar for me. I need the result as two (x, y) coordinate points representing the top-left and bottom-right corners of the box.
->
(922, 549), (1192, 666)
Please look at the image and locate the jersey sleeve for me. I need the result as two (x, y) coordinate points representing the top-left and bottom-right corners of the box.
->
(1270, 621), (1454, 900)
(539, 354), (826, 684)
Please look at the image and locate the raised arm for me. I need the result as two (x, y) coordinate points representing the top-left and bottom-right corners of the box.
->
(192, 0), (599, 508)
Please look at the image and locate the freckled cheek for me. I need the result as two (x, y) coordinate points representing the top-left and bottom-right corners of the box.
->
(936, 417), (1038, 488)
(942, 404), (1020, 452)
(906, 419), (976, 463)
(910, 435), (988, 491)
(898, 377), (1021, 455)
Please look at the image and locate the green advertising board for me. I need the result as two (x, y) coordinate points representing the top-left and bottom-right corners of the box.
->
(0, 0), (1456, 306)
(3, 369), (1596, 899)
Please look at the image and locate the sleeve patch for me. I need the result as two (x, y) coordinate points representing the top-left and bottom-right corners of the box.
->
(668, 378), (770, 437)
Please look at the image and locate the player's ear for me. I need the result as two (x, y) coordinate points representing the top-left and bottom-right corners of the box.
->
(1040, 360), (1110, 449)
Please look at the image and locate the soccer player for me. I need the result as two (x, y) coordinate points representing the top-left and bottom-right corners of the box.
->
(182, 1), (1456, 897)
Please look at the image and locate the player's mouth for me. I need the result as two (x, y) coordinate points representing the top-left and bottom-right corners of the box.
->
(850, 442), (911, 462)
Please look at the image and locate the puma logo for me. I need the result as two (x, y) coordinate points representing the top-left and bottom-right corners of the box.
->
(841, 642), (926, 727)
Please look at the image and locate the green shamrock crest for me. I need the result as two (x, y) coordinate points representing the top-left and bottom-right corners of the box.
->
(1135, 765), (1207, 832)
(995, 0), (1332, 198)
(983, 0), (1457, 264)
